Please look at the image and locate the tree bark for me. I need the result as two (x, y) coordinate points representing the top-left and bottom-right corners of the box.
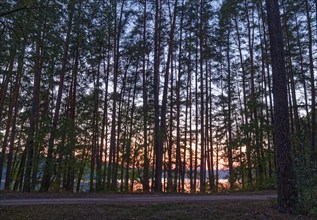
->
(266, 0), (298, 213)
(153, 0), (162, 192)
(142, 0), (149, 192)
(304, 0), (316, 162)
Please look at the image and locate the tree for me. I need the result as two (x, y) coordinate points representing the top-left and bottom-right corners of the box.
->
(266, 0), (298, 213)
(142, 0), (150, 192)
(40, 0), (76, 192)
(153, 0), (162, 192)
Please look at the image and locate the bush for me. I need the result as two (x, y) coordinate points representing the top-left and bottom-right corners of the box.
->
(295, 160), (317, 215)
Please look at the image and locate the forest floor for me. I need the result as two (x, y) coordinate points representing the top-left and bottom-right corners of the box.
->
(0, 191), (312, 219)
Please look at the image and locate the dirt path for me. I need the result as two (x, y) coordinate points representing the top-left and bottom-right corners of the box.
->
(0, 194), (277, 206)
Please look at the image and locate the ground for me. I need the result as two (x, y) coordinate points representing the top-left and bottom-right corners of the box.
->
(0, 191), (312, 219)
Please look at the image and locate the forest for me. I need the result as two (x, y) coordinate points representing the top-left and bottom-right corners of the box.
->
(0, 0), (316, 212)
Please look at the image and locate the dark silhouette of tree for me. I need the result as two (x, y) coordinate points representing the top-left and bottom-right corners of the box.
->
(266, 0), (298, 213)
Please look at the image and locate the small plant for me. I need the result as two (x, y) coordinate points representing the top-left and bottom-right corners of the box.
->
(269, 198), (278, 208)
(295, 159), (317, 215)
(309, 207), (317, 218)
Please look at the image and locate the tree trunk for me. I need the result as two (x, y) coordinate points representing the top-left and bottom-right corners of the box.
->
(5, 44), (23, 191)
(266, 0), (298, 213)
(153, 0), (163, 192)
(199, 0), (205, 193)
(167, 56), (174, 192)
(194, 36), (199, 193)
(226, 29), (234, 190)
(107, 0), (125, 192)
(65, 46), (79, 192)
(234, 15), (252, 185)
(0, 47), (16, 124)
(0, 88), (13, 190)
(304, 0), (317, 162)
(142, 0), (149, 192)
(102, 41), (111, 188)
(0, 40), (25, 190)
(24, 25), (43, 192)
(124, 63), (138, 192)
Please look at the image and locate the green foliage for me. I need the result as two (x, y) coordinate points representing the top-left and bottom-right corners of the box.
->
(269, 198), (278, 207)
(258, 177), (277, 191)
(309, 207), (317, 218)
(295, 160), (317, 215)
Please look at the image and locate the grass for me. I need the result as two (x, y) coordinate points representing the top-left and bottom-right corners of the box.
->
(0, 200), (312, 220)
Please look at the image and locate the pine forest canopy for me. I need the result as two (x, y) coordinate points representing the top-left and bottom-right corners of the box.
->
(0, 0), (316, 209)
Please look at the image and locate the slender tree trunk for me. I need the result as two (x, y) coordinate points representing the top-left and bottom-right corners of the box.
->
(208, 64), (215, 191)
(186, 21), (194, 193)
(5, 47), (23, 191)
(199, 0), (205, 193)
(65, 47), (79, 192)
(234, 15), (252, 185)
(226, 29), (234, 190)
(0, 41), (25, 190)
(107, 0), (125, 192)
(14, 148), (26, 191)
(167, 59), (174, 192)
(246, 0), (263, 185)
(157, 0), (178, 192)
(125, 63), (138, 191)
(205, 60), (212, 192)
(102, 44), (111, 188)
(0, 47), (16, 124)
(177, 1), (185, 192)
(24, 26), (43, 192)
(4, 90), (19, 191)
(95, 58), (103, 192)
(0, 88), (13, 190)
(216, 143), (219, 192)
(113, 66), (126, 192)
(293, 13), (311, 127)
(76, 147), (88, 192)
(304, 0), (316, 161)
(194, 36), (199, 192)
(90, 63), (101, 192)
(142, 0), (149, 192)
(259, 1), (274, 178)
(283, 20), (302, 156)
(153, 0), (161, 192)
